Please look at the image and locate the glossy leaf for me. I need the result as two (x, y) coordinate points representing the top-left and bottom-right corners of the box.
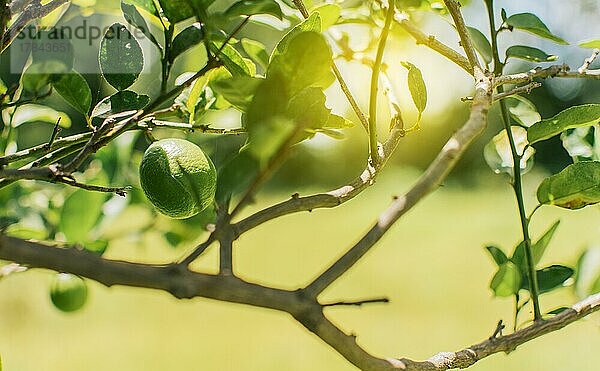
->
(532, 220), (561, 264)
(99, 23), (144, 91)
(11, 104), (71, 128)
(491, 262), (522, 297)
(484, 127), (535, 176)
(156, 0), (207, 23)
(522, 265), (574, 294)
(51, 71), (92, 116)
(528, 104), (600, 144)
(123, 0), (157, 16)
(506, 45), (558, 63)
(224, 0), (283, 20)
(505, 13), (568, 45)
(170, 23), (204, 62)
(467, 26), (492, 65)
(537, 161), (600, 209)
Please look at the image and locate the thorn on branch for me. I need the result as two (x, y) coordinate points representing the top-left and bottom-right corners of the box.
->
(322, 297), (390, 307)
(489, 320), (505, 340)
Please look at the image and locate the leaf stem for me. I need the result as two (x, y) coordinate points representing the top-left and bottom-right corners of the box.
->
(368, 2), (395, 168)
(485, 0), (542, 322)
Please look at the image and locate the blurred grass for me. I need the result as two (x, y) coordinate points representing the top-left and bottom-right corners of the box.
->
(1, 167), (599, 371)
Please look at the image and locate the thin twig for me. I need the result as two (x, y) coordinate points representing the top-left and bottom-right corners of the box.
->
(322, 297), (390, 307)
(578, 49), (599, 74)
(493, 82), (542, 102)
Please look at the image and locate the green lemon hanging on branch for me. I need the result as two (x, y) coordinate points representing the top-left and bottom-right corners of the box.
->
(139, 138), (217, 219)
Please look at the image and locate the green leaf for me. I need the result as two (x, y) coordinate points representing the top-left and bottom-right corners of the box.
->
(121, 1), (160, 47)
(91, 91), (150, 118)
(532, 220), (560, 264)
(99, 23), (144, 91)
(51, 71), (92, 116)
(241, 38), (269, 71)
(547, 307), (569, 315)
(467, 26), (492, 65)
(170, 23), (204, 62)
(123, 0), (157, 16)
(579, 39), (600, 49)
(22, 61), (69, 94)
(272, 13), (321, 58)
(311, 4), (341, 29)
(185, 75), (209, 123)
(506, 45), (558, 63)
(506, 96), (541, 128)
(400, 61), (427, 124)
(268, 31), (332, 96)
(528, 104), (600, 144)
(156, 0), (202, 23)
(486, 245), (509, 266)
(11, 104), (71, 128)
(505, 13), (568, 45)
(60, 188), (108, 243)
(491, 262), (522, 297)
(224, 0), (283, 20)
(522, 265), (574, 294)
(210, 76), (262, 112)
(484, 127), (536, 176)
(216, 149), (260, 203)
(210, 43), (252, 77)
(537, 161), (600, 209)
(85, 240), (109, 255)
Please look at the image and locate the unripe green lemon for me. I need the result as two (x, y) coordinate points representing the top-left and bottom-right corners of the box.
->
(50, 273), (88, 313)
(139, 138), (217, 219)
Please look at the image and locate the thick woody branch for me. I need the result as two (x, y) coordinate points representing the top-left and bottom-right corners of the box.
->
(305, 67), (492, 297)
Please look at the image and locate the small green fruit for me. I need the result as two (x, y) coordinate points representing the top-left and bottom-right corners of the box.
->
(50, 273), (88, 312)
(139, 138), (217, 219)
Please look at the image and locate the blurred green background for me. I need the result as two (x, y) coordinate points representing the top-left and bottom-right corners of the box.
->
(1, 0), (600, 370)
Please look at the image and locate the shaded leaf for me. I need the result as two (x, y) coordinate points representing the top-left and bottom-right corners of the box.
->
(561, 126), (599, 162)
(121, 1), (160, 47)
(210, 43), (252, 77)
(486, 245), (509, 266)
(211, 76), (262, 112)
(170, 23), (204, 62)
(60, 188), (107, 243)
(99, 23), (144, 91)
(522, 265), (574, 294)
(506, 45), (558, 63)
(528, 104), (600, 144)
(505, 13), (568, 44)
(91, 90), (150, 118)
(537, 161), (600, 209)
(272, 13), (321, 58)
(532, 220), (561, 264)
(576, 248), (600, 297)
(224, 0), (282, 20)
(467, 26), (492, 65)
(51, 71), (92, 116)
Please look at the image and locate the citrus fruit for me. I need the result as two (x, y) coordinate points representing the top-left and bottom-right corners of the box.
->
(50, 273), (88, 313)
(139, 138), (217, 219)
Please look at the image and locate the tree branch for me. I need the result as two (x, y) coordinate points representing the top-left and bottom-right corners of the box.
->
(305, 67), (492, 297)
(443, 0), (480, 71)
(495, 64), (600, 85)
(394, 16), (472, 75)
(232, 127), (405, 237)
